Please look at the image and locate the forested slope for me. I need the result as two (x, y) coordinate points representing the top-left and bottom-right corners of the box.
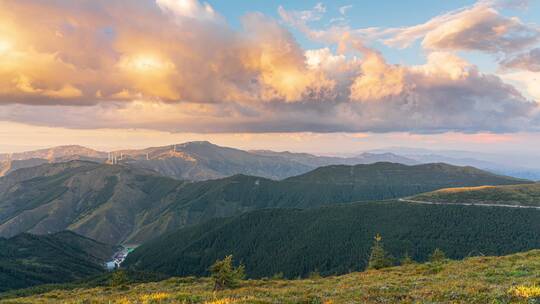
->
(0, 231), (116, 292)
(125, 201), (540, 278)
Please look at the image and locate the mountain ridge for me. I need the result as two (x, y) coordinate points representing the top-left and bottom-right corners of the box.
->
(0, 160), (527, 245)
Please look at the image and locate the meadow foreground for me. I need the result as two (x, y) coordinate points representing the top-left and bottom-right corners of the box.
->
(2, 250), (540, 304)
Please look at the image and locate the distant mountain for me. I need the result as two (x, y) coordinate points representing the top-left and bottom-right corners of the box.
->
(124, 201), (540, 279)
(0, 142), (418, 181)
(112, 141), (314, 181)
(369, 147), (540, 181)
(251, 150), (418, 167)
(410, 183), (540, 207)
(0, 231), (116, 292)
(116, 142), (418, 180)
(0, 145), (107, 162)
(0, 145), (107, 177)
(0, 161), (527, 245)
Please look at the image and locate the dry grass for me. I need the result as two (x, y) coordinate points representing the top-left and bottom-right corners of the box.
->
(2, 250), (540, 304)
(436, 185), (497, 193)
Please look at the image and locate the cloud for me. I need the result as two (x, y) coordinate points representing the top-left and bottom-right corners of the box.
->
(499, 71), (540, 100)
(0, 0), (334, 105)
(156, 0), (218, 21)
(0, 0), (538, 134)
(339, 5), (353, 16)
(380, 1), (540, 53)
(501, 48), (540, 72)
(1, 50), (537, 134)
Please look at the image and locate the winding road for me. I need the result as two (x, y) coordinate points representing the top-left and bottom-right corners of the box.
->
(398, 198), (540, 210)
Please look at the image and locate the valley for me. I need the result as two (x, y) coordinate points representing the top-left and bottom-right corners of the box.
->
(0, 231), (117, 292)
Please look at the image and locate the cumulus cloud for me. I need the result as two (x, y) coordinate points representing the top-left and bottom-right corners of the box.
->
(156, 0), (218, 21)
(500, 71), (540, 100)
(0, 0), (334, 105)
(380, 1), (540, 53)
(501, 48), (540, 71)
(0, 0), (538, 134)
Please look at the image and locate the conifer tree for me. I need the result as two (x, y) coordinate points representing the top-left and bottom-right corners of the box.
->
(429, 248), (447, 263)
(400, 251), (415, 265)
(367, 234), (393, 270)
(209, 255), (245, 290)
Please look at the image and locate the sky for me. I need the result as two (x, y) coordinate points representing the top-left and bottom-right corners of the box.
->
(0, 0), (539, 154)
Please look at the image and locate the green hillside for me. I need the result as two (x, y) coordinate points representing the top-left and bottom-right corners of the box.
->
(4, 250), (540, 303)
(0, 231), (116, 292)
(125, 201), (540, 279)
(0, 161), (527, 245)
(410, 183), (540, 207)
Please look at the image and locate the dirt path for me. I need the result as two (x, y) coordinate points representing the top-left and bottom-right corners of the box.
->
(398, 198), (540, 210)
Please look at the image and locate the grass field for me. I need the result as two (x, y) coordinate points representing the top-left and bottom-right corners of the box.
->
(2, 250), (540, 304)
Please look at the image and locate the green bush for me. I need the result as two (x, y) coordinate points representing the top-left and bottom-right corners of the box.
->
(110, 270), (128, 287)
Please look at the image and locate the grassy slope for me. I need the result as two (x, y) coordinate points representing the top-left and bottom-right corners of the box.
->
(125, 201), (540, 278)
(3, 250), (540, 304)
(411, 183), (540, 207)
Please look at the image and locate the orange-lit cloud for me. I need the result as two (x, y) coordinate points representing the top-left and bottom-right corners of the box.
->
(501, 48), (540, 72)
(376, 1), (540, 53)
(0, 0), (539, 135)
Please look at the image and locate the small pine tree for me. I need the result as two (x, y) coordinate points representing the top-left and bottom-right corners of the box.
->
(400, 252), (415, 265)
(367, 234), (394, 270)
(209, 255), (245, 290)
(429, 248), (446, 263)
(110, 269), (128, 287)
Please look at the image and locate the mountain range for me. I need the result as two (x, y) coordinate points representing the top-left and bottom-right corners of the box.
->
(3, 141), (537, 182)
(370, 147), (540, 180)
(0, 142), (417, 181)
(0, 160), (526, 245)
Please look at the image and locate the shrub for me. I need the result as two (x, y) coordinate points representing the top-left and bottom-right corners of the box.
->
(400, 252), (415, 265)
(110, 270), (128, 287)
(209, 255), (245, 290)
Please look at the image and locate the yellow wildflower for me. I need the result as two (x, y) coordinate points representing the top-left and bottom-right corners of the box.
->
(140, 292), (171, 303)
(115, 297), (131, 304)
(204, 298), (238, 304)
(509, 285), (540, 298)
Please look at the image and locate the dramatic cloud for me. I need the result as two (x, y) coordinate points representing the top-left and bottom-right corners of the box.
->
(501, 48), (540, 72)
(0, 0), (332, 105)
(379, 1), (540, 53)
(0, 0), (538, 134)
